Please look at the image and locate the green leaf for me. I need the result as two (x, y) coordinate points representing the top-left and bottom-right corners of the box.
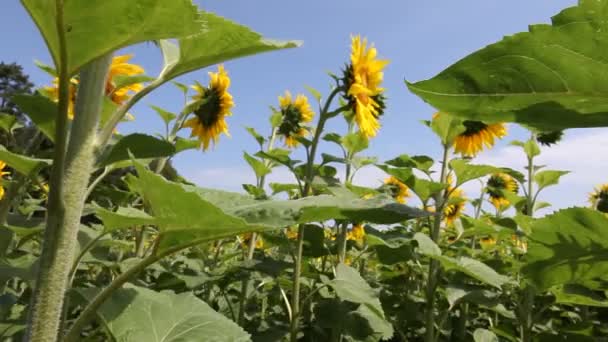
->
(376, 165), (413, 184)
(523, 208), (608, 290)
(474, 328), (499, 342)
(12, 94), (56, 142)
(0, 113), (18, 132)
(413, 233), (442, 256)
(0, 146), (50, 177)
(149, 105), (176, 126)
(406, 1), (608, 130)
(523, 139), (541, 158)
(304, 85), (322, 103)
(385, 154), (434, 173)
(321, 153), (346, 165)
(342, 132), (369, 154)
(244, 127), (265, 146)
(329, 264), (394, 339)
(112, 75), (155, 92)
(22, 0), (203, 75)
(76, 285), (250, 342)
(174, 137), (201, 153)
(159, 11), (300, 80)
(403, 176), (446, 203)
(430, 112), (465, 145)
(243, 152), (271, 179)
(95, 206), (156, 233)
(100, 134), (175, 167)
(450, 159), (500, 187)
(534, 170), (569, 190)
(269, 182), (299, 195)
(323, 132), (342, 145)
(552, 284), (608, 307)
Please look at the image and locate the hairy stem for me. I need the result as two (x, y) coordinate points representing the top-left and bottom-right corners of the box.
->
(26, 53), (112, 342)
(425, 144), (450, 342)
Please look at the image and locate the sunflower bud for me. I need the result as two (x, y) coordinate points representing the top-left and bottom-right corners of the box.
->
(536, 130), (564, 147)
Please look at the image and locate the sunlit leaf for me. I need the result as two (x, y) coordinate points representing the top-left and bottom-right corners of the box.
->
(99, 134), (175, 167)
(0, 145), (50, 177)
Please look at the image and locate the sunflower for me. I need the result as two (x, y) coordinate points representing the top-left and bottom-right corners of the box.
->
(444, 188), (466, 225)
(453, 120), (507, 157)
(486, 173), (519, 209)
(384, 176), (410, 204)
(105, 54), (145, 105)
(43, 78), (79, 119)
(342, 35), (389, 139)
(511, 234), (527, 253)
(479, 236), (497, 249)
(0, 161), (9, 200)
(285, 226), (299, 240)
(241, 232), (264, 250)
(277, 91), (314, 147)
(43, 54), (144, 118)
(536, 130), (563, 147)
(589, 184), (608, 214)
(346, 223), (366, 245)
(183, 65), (234, 151)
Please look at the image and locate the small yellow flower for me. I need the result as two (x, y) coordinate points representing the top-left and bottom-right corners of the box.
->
(183, 65), (234, 151)
(444, 188), (466, 225)
(0, 161), (9, 200)
(453, 120), (506, 157)
(384, 176), (410, 204)
(343, 35), (389, 139)
(589, 184), (608, 214)
(277, 91), (314, 147)
(43, 78), (79, 119)
(486, 173), (519, 209)
(285, 226), (299, 240)
(511, 234), (527, 253)
(241, 232), (264, 250)
(346, 223), (366, 245)
(479, 236), (497, 249)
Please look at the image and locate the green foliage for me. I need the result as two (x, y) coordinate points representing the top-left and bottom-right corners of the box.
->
(99, 134), (176, 167)
(406, 0), (608, 130)
(75, 285), (251, 342)
(22, 0), (203, 74)
(450, 159), (501, 187)
(0, 145), (49, 177)
(523, 208), (608, 290)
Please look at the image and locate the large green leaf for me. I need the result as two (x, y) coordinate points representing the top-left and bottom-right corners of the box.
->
(99, 133), (176, 167)
(406, 1), (608, 130)
(21, 0), (202, 75)
(551, 284), (608, 307)
(523, 208), (608, 290)
(0, 146), (50, 177)
(450, 159), (500, 187)
(76, 285), (250, 342)
(328, 264), (394, 340)
(12, 94), (56, 142)
(159, 12), (300, 80)
(124, 161), (427, 253)
(534, 170), (569, 190)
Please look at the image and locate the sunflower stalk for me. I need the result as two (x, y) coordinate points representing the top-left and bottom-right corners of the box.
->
(425, 143), (450, 342)
(26, 51), (112, 342)
(289, 86), (343, 342)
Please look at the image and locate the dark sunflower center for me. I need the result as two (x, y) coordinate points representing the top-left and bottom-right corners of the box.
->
(486, 176), (506, 198)
(278, 105), (303, 137)
(462, 120), (488, 136)
(193, 88), (222, 127)
(386, 184), (400, 198)
(597, 191), (608, 213)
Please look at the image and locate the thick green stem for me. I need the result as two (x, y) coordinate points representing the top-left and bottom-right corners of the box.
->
(425, 144), (450, 342)
(238, 233), (257, 325)
(26, 53), (112, 342)
(289, 224), (305, 342)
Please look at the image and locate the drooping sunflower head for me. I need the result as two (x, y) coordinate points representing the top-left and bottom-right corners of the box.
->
(346, 223), (366, 245)
(589, 184), (608, 214)
(106, 54), (145, 105)
(43, 77), (79, 119)
(277, 91), (314, 148)
(383, 176), (410, 204)
(183, 65), (234, 151)
(453, 120), (507, 157)
(341, 35), (389, 139)
(241, 232), (264, 250)
(444, 188), (466, 225)
(486, 173), (519, 209)
(536, 130), (564, 147)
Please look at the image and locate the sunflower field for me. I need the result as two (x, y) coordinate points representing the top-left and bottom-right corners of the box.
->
(2, 1), (608, 341)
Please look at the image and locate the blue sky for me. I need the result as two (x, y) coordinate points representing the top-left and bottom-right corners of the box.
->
(3, 0), (605, 214)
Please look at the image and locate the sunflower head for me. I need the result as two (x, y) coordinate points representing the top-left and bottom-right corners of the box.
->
(453, 120), (507, 157)
(486, 173), (519, 209)
(383, 176), (410, 204)
(43, 78), (79, 119)
(277, 91), (314, 147)
(241, 232), (264, 250)
(444, 188), (466, 225)
(0, 161), (9, 200)
(479, 236), (497, 249)
(183, 65), (234, 151)
(536, 130), (564, 147)
(346, 223), (366, 245)
(106, 54), (145, 105)
(590, 184), (608, 214)
(285, 226), (299, 240)
(340, 35), (389, 139)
